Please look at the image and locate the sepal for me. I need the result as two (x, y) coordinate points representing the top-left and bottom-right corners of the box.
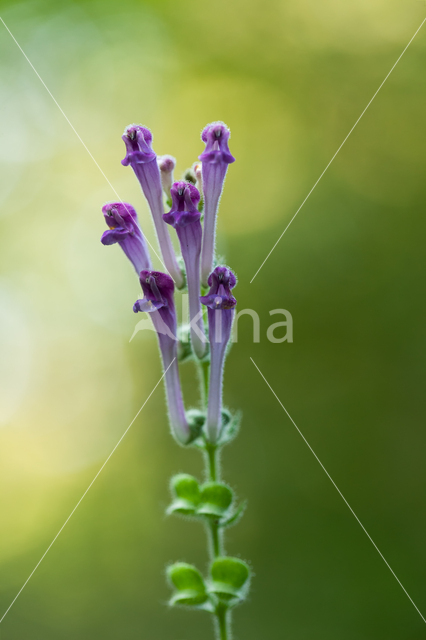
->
(208, 557), (250, 603)
(216, 410), (241, 446)
(168, 474), (201, 516)
(167, 563), (208, 607)
(198, 482), (233, 518)
(219, 500), (247, 528)
(186, 409), (206, 442)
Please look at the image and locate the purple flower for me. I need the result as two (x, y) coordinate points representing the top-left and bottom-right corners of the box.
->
(199, 122), (235, 286)
(157, 154), (176, 201)
(200, 266), (237, 443)
(101, 202), (152, 274)
(163, 182), (207, 359)
(122, 125), (184, 288)
(133, 270), (190, 445)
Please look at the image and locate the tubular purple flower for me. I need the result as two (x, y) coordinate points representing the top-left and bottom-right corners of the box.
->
(163, 181), (207, 360)
(199, 122), (235, 286)
(157, 154), (176, 201)
(101, 202), (152, 274)
(133, 270), (190, 445)
(122, 125), (184, 288)
(200, 266), (237, 443)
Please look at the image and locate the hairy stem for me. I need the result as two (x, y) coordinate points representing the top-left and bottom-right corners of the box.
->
(207, 444), (218, 481)
(205, 443), (231, 639)
(216, 603), (229, 640)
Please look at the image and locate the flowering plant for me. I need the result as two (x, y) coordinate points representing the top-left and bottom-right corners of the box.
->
(101, 121), (250, 640)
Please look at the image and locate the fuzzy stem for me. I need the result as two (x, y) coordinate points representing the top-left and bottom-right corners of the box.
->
(205, 445), (222, 556)
(209, 521), (221, 558)
(207, 444), (218, 482)
(216, 604), (229, 640)
(204, 443), (231, 639)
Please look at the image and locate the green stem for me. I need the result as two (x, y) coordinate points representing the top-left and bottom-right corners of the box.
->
(206, 445), (222, 556)
(207, 444), (218, 481)
(205, 444), (231, 640)
(216, 604), (229, 640)
(209, 520), (221, 557)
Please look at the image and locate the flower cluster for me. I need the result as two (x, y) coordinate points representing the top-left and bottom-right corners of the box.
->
(101, 122), (237, 445)
(100, 121), (248, 639)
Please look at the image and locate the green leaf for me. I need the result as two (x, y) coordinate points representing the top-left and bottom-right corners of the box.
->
(167, 563), (208, 606)
(209, 557), (250, 601)
(197, 482), (233, 518)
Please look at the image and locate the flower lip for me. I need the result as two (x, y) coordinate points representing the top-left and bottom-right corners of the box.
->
(207, 265), (237, 289)
(200, 265), (237, 310)
(102, 201), (136, 231)
(163, 181), (201, 228)
(139, 269), (175, 308)
(121, 124), (156, 166)
(199, 121), (235, 165)
(171, 181), (200, 206)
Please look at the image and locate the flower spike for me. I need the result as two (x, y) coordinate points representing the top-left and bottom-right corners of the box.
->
(200, 266), (237, 443)
(101, 202), (152, 274)
(199, 122), (235, 286)
(122, 125), (184, 288)
(163, 182), (207, 359)
(133, 270), (190, 445)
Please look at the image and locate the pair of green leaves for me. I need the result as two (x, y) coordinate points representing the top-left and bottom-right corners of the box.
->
(167, 557), (250, 609)
(168, 474), (245, 526)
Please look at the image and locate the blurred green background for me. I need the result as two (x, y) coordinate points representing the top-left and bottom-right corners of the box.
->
(1, 0), (426, 638)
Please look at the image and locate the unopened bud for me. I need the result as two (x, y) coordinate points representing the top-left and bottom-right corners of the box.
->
(192, 162), (202, 190)
(158, 154), (176, 200)
(183, 168), (197, 184)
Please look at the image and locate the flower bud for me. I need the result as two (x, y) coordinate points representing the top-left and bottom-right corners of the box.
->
(157, 154), (176, 201)
(183, 167), (197, 184)
(192, 162), (202, 192)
